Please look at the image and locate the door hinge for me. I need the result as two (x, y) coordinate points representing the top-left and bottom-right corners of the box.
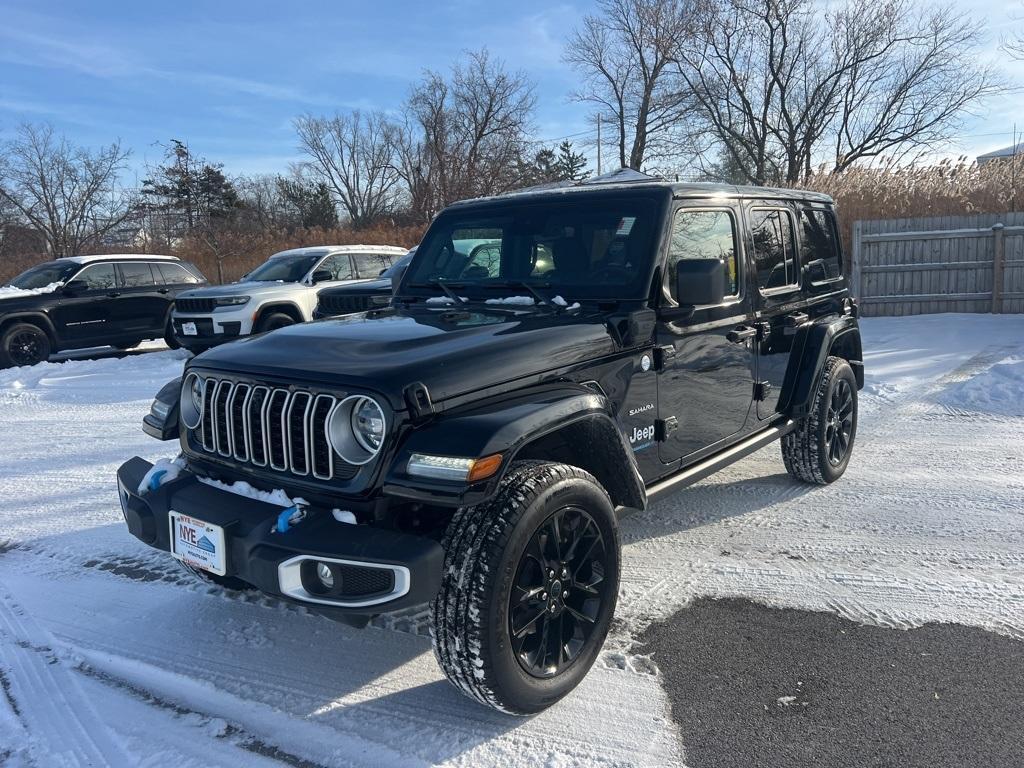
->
(653, 345), (675, 371)
(753, 381), (772, 401)
(756, 322), (772, 341)
(655, 416), (678, 441)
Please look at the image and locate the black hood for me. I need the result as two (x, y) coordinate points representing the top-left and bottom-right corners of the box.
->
(319, 277), (391, 296)
(191, 307), (617, 409)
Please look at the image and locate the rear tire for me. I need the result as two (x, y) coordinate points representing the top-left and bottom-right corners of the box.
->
(782, 355), (858, 484)
(255, 312), (296, 333)
(0, 323), (51, 368)
(431, 461), (620, 714)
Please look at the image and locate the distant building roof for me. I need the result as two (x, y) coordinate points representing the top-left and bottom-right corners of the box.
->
(977, 143), (1024, 164)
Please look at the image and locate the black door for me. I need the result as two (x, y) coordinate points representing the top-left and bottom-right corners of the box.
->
(116, 262), (170, 335)
(657, 205), (755, 464)
(50, 262), (120, 342)
(746, 205), (804, 419)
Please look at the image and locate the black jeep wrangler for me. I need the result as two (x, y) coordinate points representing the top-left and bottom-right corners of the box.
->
(117, 177), (862, 714)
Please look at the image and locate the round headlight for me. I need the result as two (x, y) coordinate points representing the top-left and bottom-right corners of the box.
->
(328, 396), (386, 465)
(181, 372), (204, 429)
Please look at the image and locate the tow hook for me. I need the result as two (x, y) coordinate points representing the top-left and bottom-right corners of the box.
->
(274, 503), (308, 534)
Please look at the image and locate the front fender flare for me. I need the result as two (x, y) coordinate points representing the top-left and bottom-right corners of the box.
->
(778, 315), (862, 417)
(383, 386), (645, 511)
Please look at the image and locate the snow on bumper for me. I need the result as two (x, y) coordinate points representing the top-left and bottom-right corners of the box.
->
(116, 456), (444, 614)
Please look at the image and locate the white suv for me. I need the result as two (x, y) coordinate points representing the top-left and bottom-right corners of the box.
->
(171, 245), (408, 350)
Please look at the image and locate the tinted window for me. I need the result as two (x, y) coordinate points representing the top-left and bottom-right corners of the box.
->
(798, 208), (842, 282)
(668, 209), (739, 299)
(119, 262), (156, 288)
(157, 262), (203, 285)
(405, 197), (661, 302)
(75, 263), (117, 290)
(381, 253), (413, 278)
(319, 253), (353, 280)
(8, 261), (77, 289)
(750, 209), (798, 291)
(245, 254), (321, 282)
(352, 253), (392, 278)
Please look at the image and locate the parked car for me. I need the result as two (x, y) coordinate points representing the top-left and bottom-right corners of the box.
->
(313, 250), (414, 319)
(171, 245), (407, 350)
(119, 175), (862, 715)
(0, 254), (206, 367)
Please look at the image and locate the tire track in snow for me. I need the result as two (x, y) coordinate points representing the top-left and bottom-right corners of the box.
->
(0, 588), (132, 766)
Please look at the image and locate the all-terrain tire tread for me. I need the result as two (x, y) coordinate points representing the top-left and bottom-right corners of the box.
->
(781, 355), (853, 484)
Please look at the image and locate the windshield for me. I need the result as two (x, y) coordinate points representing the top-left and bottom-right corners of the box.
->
(403, 195), (663, 303)
(381, 253), (413, 278)
(8, 261), (78, 289)
(243, 253), (322, 283)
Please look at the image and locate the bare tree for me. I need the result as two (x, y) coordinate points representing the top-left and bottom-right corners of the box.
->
(294, 110), (402, 228)
(565, 0), (696, 171)
(829, 2), (1003, 172)
(680, 0), (1002, 183)
(399, 49), (537, 221)
(0, 123), (135, 256)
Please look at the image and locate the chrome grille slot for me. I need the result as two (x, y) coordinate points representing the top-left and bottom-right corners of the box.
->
(214, 381), (232, 456)
(286, 392), (313, 476)
(194, 376), (360, 482)
(266, 389), (289, 471)
(246, 386), (269, 466)
(310, 395), (335, 480)
(230, 384), (250, 462)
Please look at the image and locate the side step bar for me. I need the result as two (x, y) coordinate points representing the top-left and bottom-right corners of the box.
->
(646, 419), (797, 506)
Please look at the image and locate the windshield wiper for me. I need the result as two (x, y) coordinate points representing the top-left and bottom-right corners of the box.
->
(486, 280), (562, 312)
(411, 278), (468, 306)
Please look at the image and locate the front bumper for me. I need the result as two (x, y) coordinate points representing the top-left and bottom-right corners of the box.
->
(116, 457), (444, 616)
(172, 313), (247, 349)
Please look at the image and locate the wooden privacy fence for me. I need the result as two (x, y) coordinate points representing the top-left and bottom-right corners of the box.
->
(849, 212), (1024, 317)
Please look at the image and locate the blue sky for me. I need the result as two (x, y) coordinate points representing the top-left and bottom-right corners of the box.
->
(2, 0), (1023, 181)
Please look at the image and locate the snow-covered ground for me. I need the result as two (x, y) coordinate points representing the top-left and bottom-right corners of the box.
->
(0, 314), (1021, 767)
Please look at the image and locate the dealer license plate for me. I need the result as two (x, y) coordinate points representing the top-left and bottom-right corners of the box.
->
(181, 322), (198, 336)
(169, 512), (226, 575)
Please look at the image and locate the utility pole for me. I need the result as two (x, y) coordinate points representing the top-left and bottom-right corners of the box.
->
(597, 114), (602, 175)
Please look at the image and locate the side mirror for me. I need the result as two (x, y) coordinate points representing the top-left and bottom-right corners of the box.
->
(311, 269), (333, 284)
(62, 279), (88, 295)
(675, 259), (725, 307)
(389, 264), (408, 294)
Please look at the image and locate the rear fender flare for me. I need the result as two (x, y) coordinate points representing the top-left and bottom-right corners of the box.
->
(779, 315), (863, 417)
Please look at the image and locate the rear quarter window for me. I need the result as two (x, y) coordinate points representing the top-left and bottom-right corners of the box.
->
(798, 208), (843, 283)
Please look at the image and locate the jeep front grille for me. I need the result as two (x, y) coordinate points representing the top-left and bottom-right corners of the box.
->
(175, 297), (217, 313)
(317, 293), (376, 316)
(195, 377), (357, 481)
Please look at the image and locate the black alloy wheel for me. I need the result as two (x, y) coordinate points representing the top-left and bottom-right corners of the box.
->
(825, 377), (854, 465)
(4, 324), (51, 367)
(510, 505), (609, 678)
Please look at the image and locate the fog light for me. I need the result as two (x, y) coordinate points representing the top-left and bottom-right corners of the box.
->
(316, 562), (335, 590)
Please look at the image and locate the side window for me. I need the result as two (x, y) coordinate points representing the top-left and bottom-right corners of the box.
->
(318, 254), (353, 281)
(668, 209), (739, 300)
(119, 262), (156, 288)
(749, 208), (798, 292)
(352, 253), (390, 278)
(798, 208), (842, 283)
(157, 262), (203, 285)
(75, 263), (117, 290)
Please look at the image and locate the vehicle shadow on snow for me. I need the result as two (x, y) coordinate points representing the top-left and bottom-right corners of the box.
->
(12, 523), (523, 761)
(622, 471), (817, 544)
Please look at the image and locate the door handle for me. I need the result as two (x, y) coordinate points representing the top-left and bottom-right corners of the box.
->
(158, 288), (170, 294)
(726, 325), (757, 343)
(107, 291), (122, 298)
(785, 312), (809, 328)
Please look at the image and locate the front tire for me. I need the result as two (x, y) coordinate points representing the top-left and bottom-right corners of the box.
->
(782, 355), (858, 484)
(255, 312), (295, 333)
(431, 461), (620, 714)
(0, 323), (51, 368)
